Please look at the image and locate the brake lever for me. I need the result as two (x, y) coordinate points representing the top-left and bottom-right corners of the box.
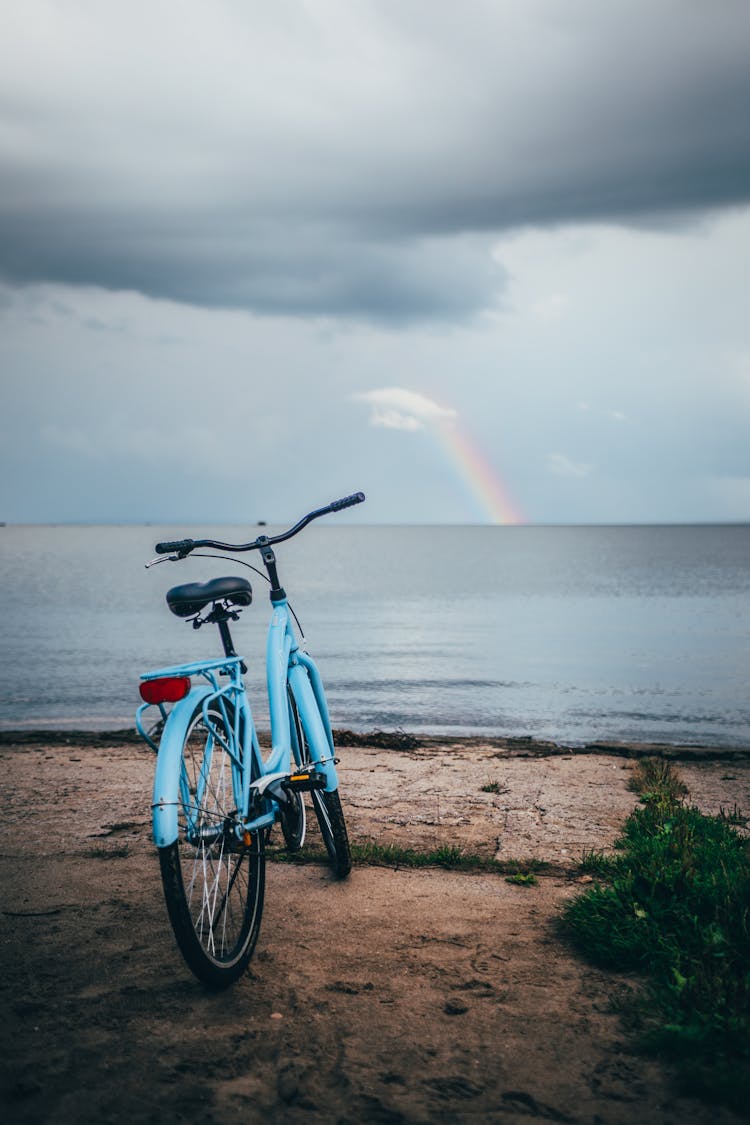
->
(145, 554), (179, 569)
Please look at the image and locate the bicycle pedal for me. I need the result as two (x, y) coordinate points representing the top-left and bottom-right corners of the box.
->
(284, 769), (326, 792)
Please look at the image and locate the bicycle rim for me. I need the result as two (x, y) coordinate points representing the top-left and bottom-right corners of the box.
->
(159, 701), (265, 987)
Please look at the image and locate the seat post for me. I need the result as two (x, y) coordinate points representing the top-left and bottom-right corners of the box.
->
(217, 618), (238, 659)
(215, 612), (247, 670)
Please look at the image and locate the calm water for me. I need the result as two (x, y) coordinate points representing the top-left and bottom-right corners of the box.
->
(0, 524), (748, 747)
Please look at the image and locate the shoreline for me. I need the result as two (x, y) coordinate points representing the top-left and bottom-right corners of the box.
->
(2, 726), (749, 760)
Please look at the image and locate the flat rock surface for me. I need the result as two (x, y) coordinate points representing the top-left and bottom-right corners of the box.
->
(1, 737), (748, 1123)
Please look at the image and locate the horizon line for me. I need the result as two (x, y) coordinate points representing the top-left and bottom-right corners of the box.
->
(2, 519), (748, 530)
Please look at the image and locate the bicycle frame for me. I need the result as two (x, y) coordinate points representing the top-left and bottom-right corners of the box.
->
(136, 596), (340, 849)
(136, 492), (361, 985)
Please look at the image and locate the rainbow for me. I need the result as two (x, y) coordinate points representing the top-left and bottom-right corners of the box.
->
(435, 422), (525, 525)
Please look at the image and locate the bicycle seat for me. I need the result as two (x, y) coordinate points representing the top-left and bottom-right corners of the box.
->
(166, 577), (253, 618)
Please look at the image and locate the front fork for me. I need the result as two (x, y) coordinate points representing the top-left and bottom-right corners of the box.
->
(267, 600), (339, 793)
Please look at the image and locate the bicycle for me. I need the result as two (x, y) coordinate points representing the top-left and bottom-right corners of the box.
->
(135, 492), (365, 987)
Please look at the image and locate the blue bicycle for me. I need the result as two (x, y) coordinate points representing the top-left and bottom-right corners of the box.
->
(136, 492), (365, 987)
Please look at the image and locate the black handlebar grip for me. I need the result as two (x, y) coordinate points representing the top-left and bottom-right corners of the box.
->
(154, 538), (195, 555)
(329, 491), (366, 512)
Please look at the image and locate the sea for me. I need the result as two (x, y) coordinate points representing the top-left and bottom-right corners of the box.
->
(1, 523), (748, 748)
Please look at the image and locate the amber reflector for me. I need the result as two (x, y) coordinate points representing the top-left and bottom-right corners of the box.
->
(139, 676), (191, 704)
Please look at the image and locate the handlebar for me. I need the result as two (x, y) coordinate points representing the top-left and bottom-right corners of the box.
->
(154, 492), (365, 557)
(329, 491), (365, 512)
(154, 538), (195, 556)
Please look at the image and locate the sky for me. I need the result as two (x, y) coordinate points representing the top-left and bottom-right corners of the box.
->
(1, 0), (750, 525)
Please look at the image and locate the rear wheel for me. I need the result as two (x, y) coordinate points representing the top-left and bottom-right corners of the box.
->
(158, 700), (265, 987)
(289, 694), (351, 878)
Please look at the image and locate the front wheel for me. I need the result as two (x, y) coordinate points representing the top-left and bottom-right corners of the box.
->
(311, 787), (352, 879)
(289, 694), (352, 878)
(158, 699), (265, 988)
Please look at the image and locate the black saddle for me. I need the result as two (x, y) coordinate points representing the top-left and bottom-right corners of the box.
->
(166, 577), (253, 618)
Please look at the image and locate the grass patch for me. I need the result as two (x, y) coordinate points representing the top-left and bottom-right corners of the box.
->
(627, 756), (688, 801)
(350, 841), (547, 876)
(268, 838), (548, 877)
(505, 872), (538, 887)
(561, 758), (750, 1111)
(719, 803), (748, 828)
(578, 848), (619, 878)
(268, 844), (330, 865)
(480, 780), (505, 794)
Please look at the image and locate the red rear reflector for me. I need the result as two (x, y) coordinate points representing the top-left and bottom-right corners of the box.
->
(139, 676), (191, 704)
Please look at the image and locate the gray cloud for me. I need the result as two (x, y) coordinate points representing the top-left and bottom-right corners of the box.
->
(0, 214), (504, 321)
(1, 1), (750, 320)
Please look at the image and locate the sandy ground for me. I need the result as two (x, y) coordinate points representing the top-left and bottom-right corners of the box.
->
(1, 734), (749, 1124)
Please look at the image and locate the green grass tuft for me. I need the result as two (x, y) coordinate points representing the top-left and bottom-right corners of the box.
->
(719, 803), (748, 828)
(505, 872), (538, 886)
(561, 758), (750, 1111)
(350, 840), (547, 875)
(578, 848), (619, 878)
(628, 756), (688, 801)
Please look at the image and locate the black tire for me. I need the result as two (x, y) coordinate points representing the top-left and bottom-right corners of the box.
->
(288, 694), (352, 879)
(311, 787), (352, 879)
(158, 700), (265, 988)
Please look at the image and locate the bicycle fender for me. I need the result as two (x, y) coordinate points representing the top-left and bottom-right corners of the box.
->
(288, 663), (339, 792)
(296, 651), (335, 758)
(151, 685), (214, 848)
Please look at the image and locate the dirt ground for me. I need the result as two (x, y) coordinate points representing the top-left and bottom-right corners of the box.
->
(1, 735), (748, 1124)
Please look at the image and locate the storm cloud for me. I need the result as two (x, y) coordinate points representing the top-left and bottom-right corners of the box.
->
(2, 2), (750, 526)
(2, 0), (750, 321)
